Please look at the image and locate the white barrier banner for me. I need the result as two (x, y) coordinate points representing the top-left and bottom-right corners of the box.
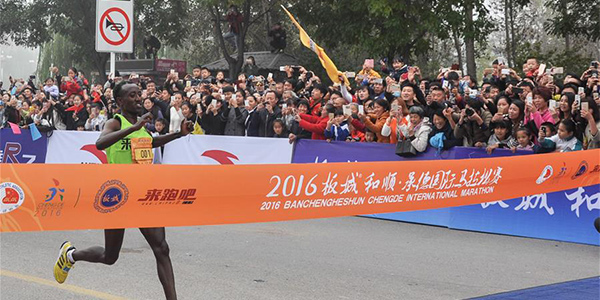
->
(162, 135), (293, 165)
(46, 131), (161, 164)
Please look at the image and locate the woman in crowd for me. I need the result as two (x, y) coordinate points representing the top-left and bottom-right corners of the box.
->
(580, 98), (600, 149)
(491, 95), (511, 122)
(381, 98), (410, 144)
(143, 97), (164, 132)
(428, 109), (461, 151)
(182, 102), (204, 135)
(359, 98), (391, 143)
(525, 87), (555, 130)
(398, 106), (432, 152)
(169, 92), (185, 133)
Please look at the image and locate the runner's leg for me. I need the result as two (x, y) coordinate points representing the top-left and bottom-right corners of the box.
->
(140, 227), (177, 300)
(72, 229), (125, 264)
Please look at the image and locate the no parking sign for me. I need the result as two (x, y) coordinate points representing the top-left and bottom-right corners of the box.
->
(95, 0), (133, 53)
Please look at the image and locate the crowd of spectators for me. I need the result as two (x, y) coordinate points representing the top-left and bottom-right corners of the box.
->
(2, 57), (599, 154)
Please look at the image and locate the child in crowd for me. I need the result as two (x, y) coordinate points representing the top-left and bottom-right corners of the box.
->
(485, 119), (515, 153)
(273, 119), (288, 138)
(324, 109), (350, 141)
(364, 129), (376, 142)
(154, 118), (168, 135)
(538, 119), (582, 152)
(511, 127), (535, 152)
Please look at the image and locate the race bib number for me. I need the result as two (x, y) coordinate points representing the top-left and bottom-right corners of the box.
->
(131, 137), (153, 164)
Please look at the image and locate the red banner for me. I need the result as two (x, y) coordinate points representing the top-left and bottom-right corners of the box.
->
(1, 150), (599, 232)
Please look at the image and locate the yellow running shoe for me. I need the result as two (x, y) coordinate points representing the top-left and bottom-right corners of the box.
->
(53, 241), (75, 284)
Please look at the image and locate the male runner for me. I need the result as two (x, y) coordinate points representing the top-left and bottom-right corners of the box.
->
(54, 81), (192, 300)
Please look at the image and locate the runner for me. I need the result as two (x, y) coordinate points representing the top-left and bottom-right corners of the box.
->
(53, 81), (192, 300)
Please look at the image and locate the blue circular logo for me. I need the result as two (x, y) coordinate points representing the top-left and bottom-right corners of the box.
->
(94, 180), (129, 213)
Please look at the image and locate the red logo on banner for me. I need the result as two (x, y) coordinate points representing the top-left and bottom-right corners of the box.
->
(201, 150), (239, 165)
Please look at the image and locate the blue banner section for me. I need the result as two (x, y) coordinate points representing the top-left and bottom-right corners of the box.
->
(292, 139), (598, 245)
(449, 185), (600, 246)
(292, 139), (532, 163)
(0, 128), (47, 163)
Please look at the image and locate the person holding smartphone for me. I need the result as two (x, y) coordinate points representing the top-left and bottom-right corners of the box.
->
(54, 81), (193, 300)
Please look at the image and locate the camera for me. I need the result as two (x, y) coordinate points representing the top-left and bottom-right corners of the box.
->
(29, 75), (36, 80)
(465, 108), (475, 117)
(591, 61), (599, 69)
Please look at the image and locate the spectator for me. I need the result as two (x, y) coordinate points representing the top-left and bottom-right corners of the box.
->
(525, 87), (556, 130)
(169, 92), (185, 133)
(245, 95), (261, 136)
(268, 22), (287, 53)
(511, 127), (535, 152)
(580, 98), (600, 149)
(455, 98), (491, 147)
(203, 97), (226, 135)
(258, 91), (282, 137)
(143, 98), (164, 132)
(182, 102), (204, 135)
(273, 119), (288, 138)
(43, 78), (59, 99)
(242, 56), (260, 76)
(223, 5), (243, 51)
(324, 109), (350, 141)
(398, 106), (432, 153)
(359, 99), (391, 143)
(485, 119), (516, 153)
(538, 119), (582, 152)
(222, 87), (248, 136)
(65, 94), (88, 130)
(85, 104), (106, 131)
(428, 109), (461, 151)
(381, 99), (410, 144)
(295, 103), (334, 140)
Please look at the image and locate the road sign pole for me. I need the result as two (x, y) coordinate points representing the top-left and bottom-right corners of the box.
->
(110, 52), (115, 77)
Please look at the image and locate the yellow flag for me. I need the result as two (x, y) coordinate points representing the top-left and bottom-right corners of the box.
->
(281, 5), (344, 84)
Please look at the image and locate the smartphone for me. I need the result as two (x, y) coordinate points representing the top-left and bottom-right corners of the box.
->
(552, 67), (564, 74)
(374, 78), (383, 84)
(187, 91), (195, 98)
(526, 95), (533, 105)
(538, 64), (546, 76)
(268, 73), (273, 80)
(582, 102), (589, 111)
(501, 69), (510, 75)
(211, 99), (217, 107)
(343, 105), (351, 116)
(593, 92), (599, 100)
(442, 81), (449, 89)
(186, 81), (191, 88)
(197, 104), (201, 110)
(244, 100), (250, 107)
(345, 72), (356, 78)
(170, 69), (175, 74)
(578, 87), (585, 95)
(549, 100), (557, 109)
(356, 75), (365, 81)
(231, 94), (236, 101)
(574, 94), (581, 107)
(170, 96), (176, 102)
(328, 113), (335, 120)
(391, 103), (399, 112)
(469, 89), (478, 97)
(358, 105), (364, 115)
(279, 66), (286, 72)
(390, 84), (401, 93)
(282, 103), (287, 109)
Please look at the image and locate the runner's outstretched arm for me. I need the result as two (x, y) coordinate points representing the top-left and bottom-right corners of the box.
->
(152, 120), (192, 148)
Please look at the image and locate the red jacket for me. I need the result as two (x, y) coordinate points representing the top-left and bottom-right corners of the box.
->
(299, 113), (329, 140)
(60, 80), (82, 97)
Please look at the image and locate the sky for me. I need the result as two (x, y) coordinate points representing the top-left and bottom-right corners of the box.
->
(0, 43), (39, 87)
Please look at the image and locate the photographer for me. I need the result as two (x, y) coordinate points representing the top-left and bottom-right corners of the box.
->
(455, 98), (492, 147)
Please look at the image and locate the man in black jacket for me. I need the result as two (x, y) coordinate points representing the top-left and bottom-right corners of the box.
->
(257, 90), (281, 137)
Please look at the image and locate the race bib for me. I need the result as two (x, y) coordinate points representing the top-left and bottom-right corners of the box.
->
(131, 137), (154, 164)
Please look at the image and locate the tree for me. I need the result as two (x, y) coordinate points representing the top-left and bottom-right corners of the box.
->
(544, 0), (600, 47)
(0, 0), (190, 82)
(201, 0), (278, 78)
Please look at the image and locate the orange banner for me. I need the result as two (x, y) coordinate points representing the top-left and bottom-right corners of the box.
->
(1, 150), (599, 232)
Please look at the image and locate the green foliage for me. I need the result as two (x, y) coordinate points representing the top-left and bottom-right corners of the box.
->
(1, 0), (190, 82)
(514, 41), (594, 76)
(544, 0), (600, 42)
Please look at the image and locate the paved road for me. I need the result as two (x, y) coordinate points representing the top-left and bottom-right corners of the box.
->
(1, 217), (599, 300)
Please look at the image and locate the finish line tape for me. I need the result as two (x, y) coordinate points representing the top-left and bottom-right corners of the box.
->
(1, 150), (598, 232)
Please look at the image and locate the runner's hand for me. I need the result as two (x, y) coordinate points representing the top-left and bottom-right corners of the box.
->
(132, 112), (153, 130)
(180, 120), (193, 136)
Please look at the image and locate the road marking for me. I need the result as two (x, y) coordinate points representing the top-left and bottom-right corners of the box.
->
(0, 269), (127, 299)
